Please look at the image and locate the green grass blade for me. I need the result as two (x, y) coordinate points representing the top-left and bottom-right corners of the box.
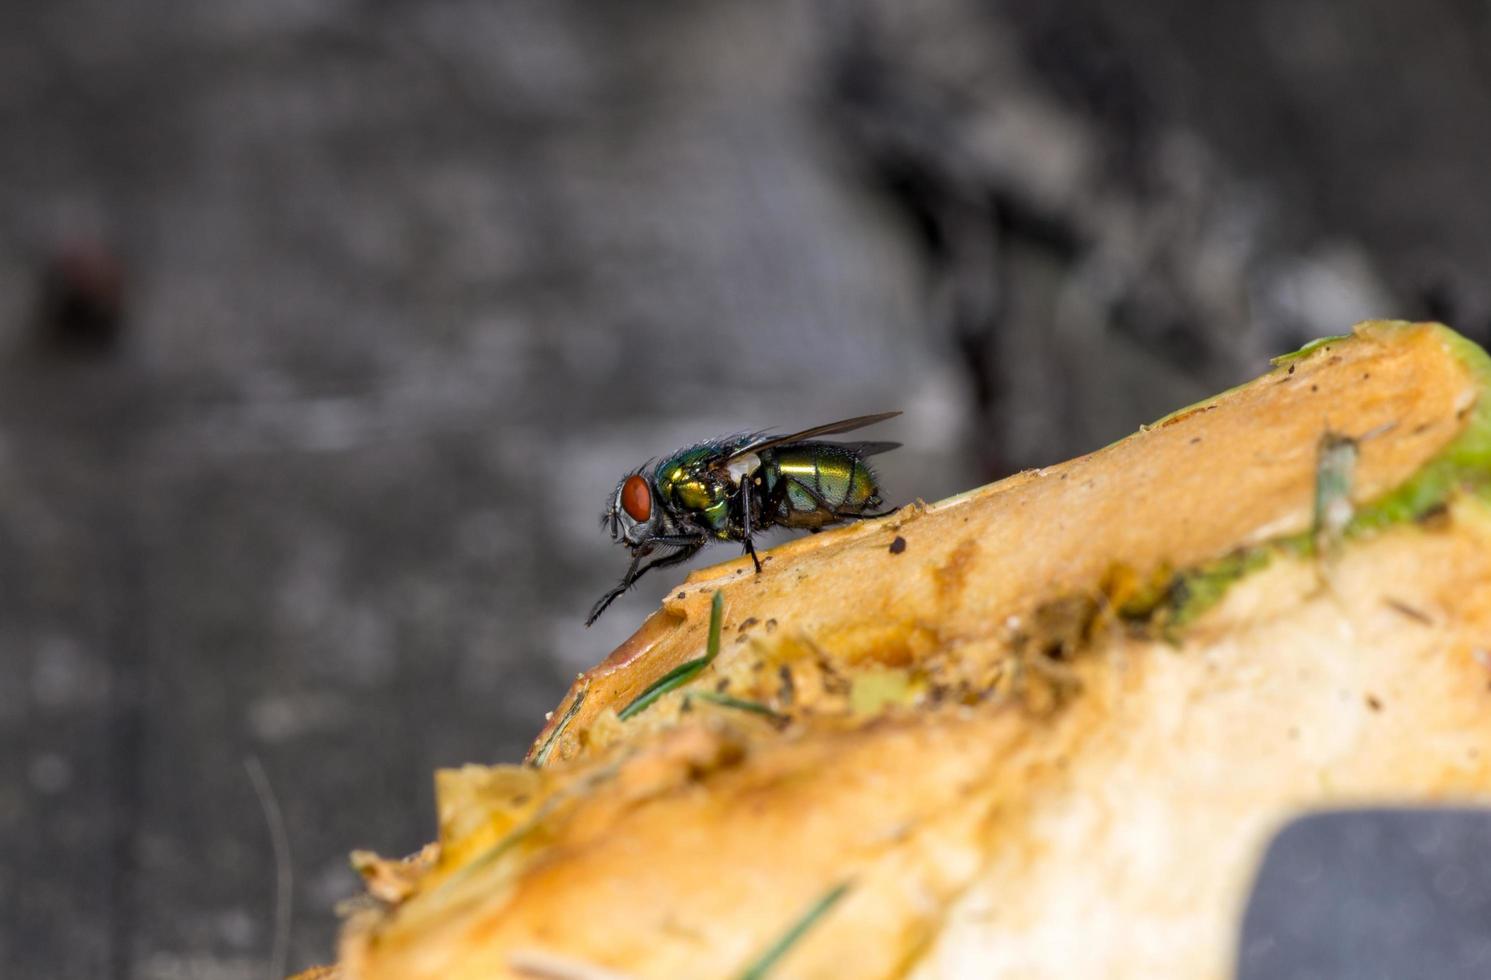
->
(692, 690), (785, 722)
(1313, 431), (1359, 543)
(529, 684), (587, 767)
(705, 589), (724, 662)
(734, 881), (852, 980)
(618, 591), (725, 721)
(617, 655), (709, 720)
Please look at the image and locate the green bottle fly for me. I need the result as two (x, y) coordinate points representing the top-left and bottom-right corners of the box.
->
(590, 412), (900, 625)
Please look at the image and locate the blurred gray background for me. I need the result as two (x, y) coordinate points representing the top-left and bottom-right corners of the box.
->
(4, 0), (1490, 976)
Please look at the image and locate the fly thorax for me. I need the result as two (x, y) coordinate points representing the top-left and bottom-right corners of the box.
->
(671, 477), (716, 512)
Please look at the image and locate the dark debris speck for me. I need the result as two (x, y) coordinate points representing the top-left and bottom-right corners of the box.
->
(1417, 502), (1452, 529)
(1383, 597), (1433, 624)
(889, 536), (907, 555)
(777, 665), (795, 704)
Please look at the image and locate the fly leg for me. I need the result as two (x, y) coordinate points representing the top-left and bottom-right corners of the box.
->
(738, 478), (763, 573)
(742, 536), (762, 572)
(586, 535), (706, 627)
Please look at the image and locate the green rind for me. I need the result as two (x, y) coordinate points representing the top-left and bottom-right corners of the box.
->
(1270, 333), (1352, 366)
(1162, 322), (1491, 630)
(1167, 548), (1274, 630)
(1348, 325), (1491, 531)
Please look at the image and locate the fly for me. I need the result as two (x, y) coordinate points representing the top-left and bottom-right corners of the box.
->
(588, 412), (901, 625)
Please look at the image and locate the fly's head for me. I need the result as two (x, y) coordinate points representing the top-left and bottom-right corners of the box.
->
(603, 470), (664, 552)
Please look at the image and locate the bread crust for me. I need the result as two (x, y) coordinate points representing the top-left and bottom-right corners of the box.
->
(329, 322), (1491, 980)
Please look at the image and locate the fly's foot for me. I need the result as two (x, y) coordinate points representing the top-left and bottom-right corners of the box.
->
(743, 537), (764, 574)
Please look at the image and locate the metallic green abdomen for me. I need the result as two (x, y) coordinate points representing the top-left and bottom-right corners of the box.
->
(763, 444), (881, 528)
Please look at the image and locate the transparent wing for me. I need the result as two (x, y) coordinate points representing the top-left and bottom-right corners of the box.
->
(839, 440), (901, 458)
(723, 411), (901, 462)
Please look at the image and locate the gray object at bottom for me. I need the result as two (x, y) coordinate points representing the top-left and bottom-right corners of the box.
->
(1237, 808), (1491, 980)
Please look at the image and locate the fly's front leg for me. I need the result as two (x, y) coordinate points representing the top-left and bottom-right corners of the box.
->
(632, 536), (707, 579)
(585, 535), (707, 627)
(586, 550), (647, 627)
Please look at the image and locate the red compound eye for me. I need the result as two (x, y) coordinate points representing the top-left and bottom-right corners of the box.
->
(621, 475), (651, 522)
